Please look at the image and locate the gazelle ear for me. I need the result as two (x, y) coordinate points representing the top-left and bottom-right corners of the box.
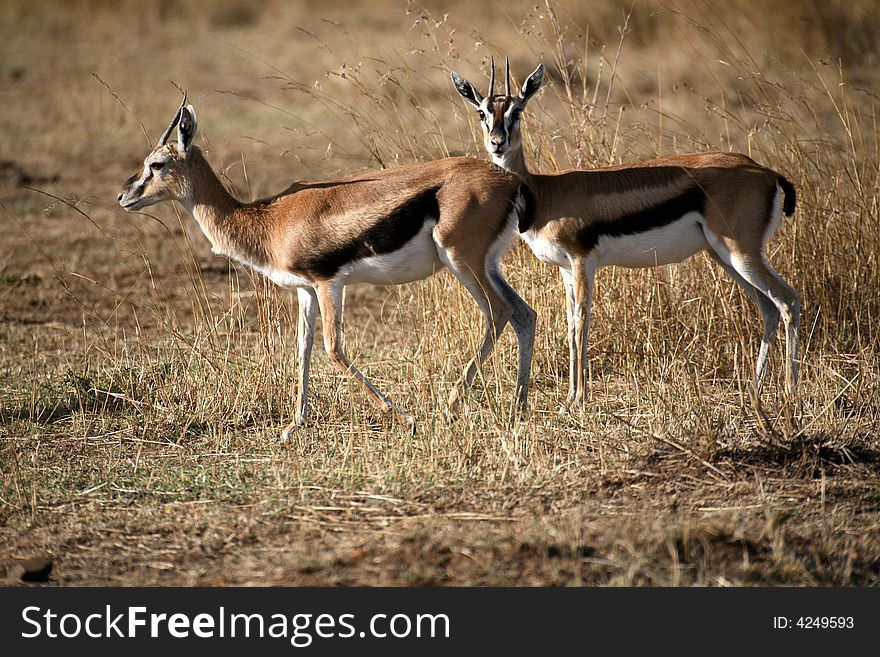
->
(450, 71), (484, 108)
(520, 64), (545, 103)
(178, 104), (198, 154)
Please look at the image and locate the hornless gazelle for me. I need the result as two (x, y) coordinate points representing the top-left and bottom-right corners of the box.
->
(118, 95), (537, 439)
(451, 59), (801, 405)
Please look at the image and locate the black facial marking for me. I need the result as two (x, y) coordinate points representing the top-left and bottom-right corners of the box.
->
(492, 103), (506, 126)
(299, 188), (441, 279)
(577, 187), (707, 252)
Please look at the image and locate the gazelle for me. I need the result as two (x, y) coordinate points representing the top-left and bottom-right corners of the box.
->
(118, 95), (536, 439)
(451, 59), (800, 405)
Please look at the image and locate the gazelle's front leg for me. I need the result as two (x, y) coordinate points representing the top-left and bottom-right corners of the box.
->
(571, 257), (596, 406)
(281, 287), (318, 442)
(315, 280), (414, 429)
(560, 267), (577, 401)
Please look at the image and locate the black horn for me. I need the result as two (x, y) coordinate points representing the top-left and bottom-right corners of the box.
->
(488, 55), (496, 98)
(505, 55), (511, 96)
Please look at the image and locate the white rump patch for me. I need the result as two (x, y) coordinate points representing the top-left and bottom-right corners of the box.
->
(762, 186), (784, 252)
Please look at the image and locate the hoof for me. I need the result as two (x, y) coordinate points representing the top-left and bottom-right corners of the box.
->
(447, 381), (467, 411)
(442, 405), (460, 425)
(279, 416), (305, 443)
(381, 397), (415, 434)
(396, 412), (417, 434)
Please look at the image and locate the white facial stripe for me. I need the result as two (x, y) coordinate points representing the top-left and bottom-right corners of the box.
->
(133, 169), (150, 191)
(478, 99), (492, 126)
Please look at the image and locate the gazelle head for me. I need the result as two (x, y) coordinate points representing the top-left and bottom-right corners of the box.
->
(451, 58), (544, 161)
(118, 95), (199, 211)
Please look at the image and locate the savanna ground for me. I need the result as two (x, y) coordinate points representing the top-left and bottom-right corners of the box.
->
(1, 0), (879, 585)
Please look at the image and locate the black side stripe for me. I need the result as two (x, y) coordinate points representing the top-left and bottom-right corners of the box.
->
(300, 188), (440, 279)
(577, 187), (706, 252)
(517, 184), (536, 233)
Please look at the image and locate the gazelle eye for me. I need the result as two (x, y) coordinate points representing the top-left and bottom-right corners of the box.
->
(149, 161), (165, 170)
(477, 110), (486, 121)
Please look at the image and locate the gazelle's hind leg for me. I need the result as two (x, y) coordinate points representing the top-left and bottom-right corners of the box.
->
(433, 190), (535, 419)
(704, 231), (800, 396)
(438, 246), (513, 412)
(705, 249), (780, 391)
(733, 258), (799, 396)
(435, 238), (537, 416)
(487, 265), (536, 413)
(315, 279), (415, 429)
(763, 261), (801, 395)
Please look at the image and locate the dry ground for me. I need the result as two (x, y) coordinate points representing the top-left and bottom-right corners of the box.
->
(1, 0), (878, 585)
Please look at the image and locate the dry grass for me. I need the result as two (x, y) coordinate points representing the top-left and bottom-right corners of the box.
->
(0, 0), (878, 585)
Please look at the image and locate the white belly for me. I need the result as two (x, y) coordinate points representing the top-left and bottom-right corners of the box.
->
(520, 229), (572, 268)
(597, 212), (707, 268)
(344, 220), (443, 285)
(251, 263), (314, 289)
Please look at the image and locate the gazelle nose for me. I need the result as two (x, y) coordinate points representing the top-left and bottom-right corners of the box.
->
(117, 192), (123, 202)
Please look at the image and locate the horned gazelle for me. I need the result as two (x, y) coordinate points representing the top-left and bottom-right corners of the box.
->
(451, 59), (801, 404)
(118, 96), (537, 439)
